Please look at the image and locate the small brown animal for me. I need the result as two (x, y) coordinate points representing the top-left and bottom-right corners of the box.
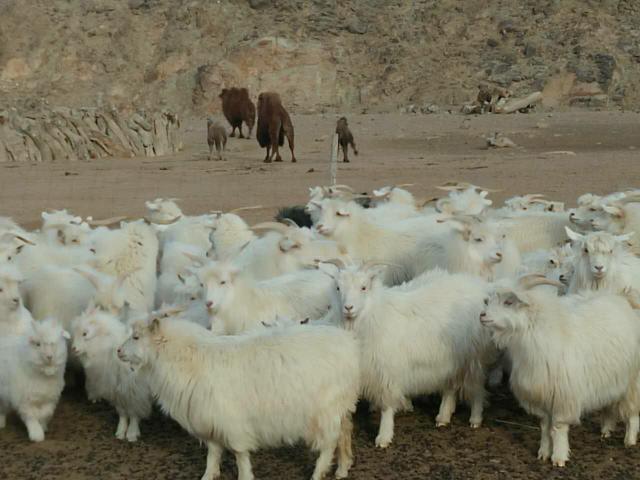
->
(335, 117), (358, 163)
(207, 118), (227, 160)
(219, 87), (256, 139)
(256, 92), (296, 163)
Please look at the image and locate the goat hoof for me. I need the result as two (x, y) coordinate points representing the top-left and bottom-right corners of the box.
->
(552, 458), (567, 467)
(435, 421), (450, 428)
(470, 421), (482, 429)
(375, 435), (392, 449)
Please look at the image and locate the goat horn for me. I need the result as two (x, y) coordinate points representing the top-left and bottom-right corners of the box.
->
(419, 197), (440, 207)
(317, 258), (346, 270)
(250, 221), (290, 234)
(522, 194), (546, 201)
(331, 184), (354, 192)
(229, 205), (264, 214)
(88, 215), (130, 227)
(7, 233), (36, 246)
(436, 182), (501, 193)
(73, 267), (101, 289)
(279, 218), (299, 228)
(182, 251), (207, 265)
(144, 215), (182, 225)
(518, 274), (564, 291)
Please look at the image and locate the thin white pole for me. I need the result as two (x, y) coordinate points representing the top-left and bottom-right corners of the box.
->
(330, 132), (339, 186)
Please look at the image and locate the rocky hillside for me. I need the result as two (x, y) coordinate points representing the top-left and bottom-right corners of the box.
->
(1, 0), (639, 114)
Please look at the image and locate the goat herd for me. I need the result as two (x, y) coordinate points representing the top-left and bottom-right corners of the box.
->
(1, 182), (640, 480)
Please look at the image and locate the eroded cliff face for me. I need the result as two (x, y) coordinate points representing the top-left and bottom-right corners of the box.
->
(2, 0), (639, 114)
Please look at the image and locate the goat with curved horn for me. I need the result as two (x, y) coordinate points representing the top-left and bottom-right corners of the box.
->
(2, 232), (36, 246)
(87, 215), (131, 227)
(436, 181), (502, 193)
(278, 218), (299, 228)
(143, 215), (182, 225)
(517, 274), (565, 291)
(317, 258), (347, 270)
(331, 184), (354, 192)
(250, 222), (291, 234)
(228, 205), (265, 214)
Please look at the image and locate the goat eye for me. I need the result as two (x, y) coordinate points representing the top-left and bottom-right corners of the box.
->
(82, 332), (87, 337)
(200, 283), (204, 288)
(220, 280), (226, 285)
(589, 208), (597, 212)
(483, 298), (489, 306)
(137, 241), (143, 246)
(132, 335), (140, 341)
(336, 286), (340, 292)
(522, 207), (527, 210)
(361, 286), (367, 291)
(7, 256), (12, 261)
(474, 238), (483, 243)
(0, 288), (3, 292)
(191, 296), (196, 301)
(583, 248), (589, 254)
(36, 342), (41, 347)
(504, 300), (513, 306)
(549, 259), (556, 265)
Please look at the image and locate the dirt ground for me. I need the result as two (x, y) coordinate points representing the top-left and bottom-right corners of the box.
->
(1, 110), (640, 479)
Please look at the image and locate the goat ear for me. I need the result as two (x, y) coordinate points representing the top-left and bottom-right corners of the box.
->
(149, 316), (160, 333)
(450, 221), (471, 241)
(616, 232), (634, 244)
(336, 209), (350, 217)
(505, 291), (529, 307)
(62, 330), (71, 340)
(603, 205), (624, 218)
(564, 226), (583, 242)
(177, 273), (186, 284)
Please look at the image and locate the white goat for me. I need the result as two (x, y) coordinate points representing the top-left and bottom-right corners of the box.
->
(118, 317), (360, 480)
(22, 265), (128, 333)
(0, 318), (68, 442)
(0, 265), (34, 336)
(315, 198), (446, 285)
(232, 222), (345, 280)
(417, 216), (521, 281)
(156, 241), (208, 307)
(334, 263), (495, 448)
(71, 308), (152, 441)
(502, 194), (564, 213)
(198, 261), (339, 335)
(90, 220), (158, 313)
(590, 195), (640, 255)
(565, 228), (640, 294)
(481, 275), (640, 467)
(210, 213), (256, 260)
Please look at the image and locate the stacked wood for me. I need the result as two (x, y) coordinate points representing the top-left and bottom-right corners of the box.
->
(0, 107), (182, 162)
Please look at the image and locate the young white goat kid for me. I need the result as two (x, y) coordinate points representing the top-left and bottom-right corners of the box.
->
(0, 319), (68, 442)
(481, 275), (640, 467)
(117, 316), (360, 480)
(71, 308), (152, 441)
(334, 263), (495, 448)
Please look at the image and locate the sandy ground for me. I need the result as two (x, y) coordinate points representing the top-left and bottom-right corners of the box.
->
(1, 110), (640, 479)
